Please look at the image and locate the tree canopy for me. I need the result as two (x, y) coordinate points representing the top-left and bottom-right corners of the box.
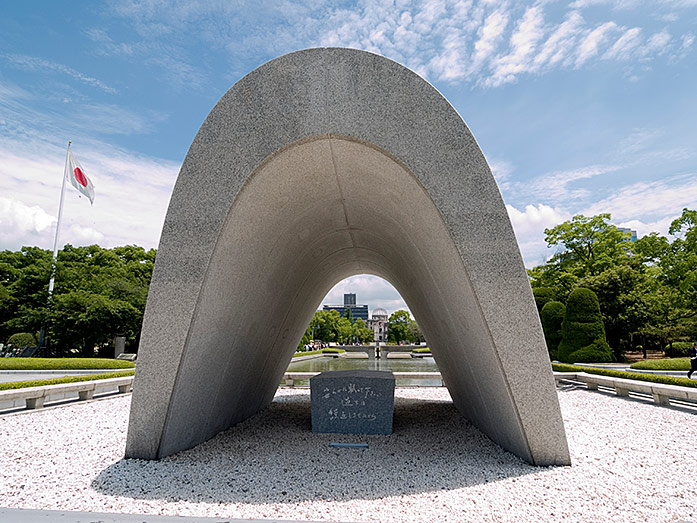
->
(529, 209), (697, 355)
(302, 309), (374, 346)
(0, 244), (155, 357)
(387, 309), (421, 344)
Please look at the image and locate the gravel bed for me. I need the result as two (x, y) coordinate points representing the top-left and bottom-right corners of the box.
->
(0, 387), (695, 522)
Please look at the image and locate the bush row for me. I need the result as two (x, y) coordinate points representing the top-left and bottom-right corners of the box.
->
(629, 358), (690, 371)
(0, 370), (135, 391)
(552, 363), (697, 388)
(0, 358), (135, 370)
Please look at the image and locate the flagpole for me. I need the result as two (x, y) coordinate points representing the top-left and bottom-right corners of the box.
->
(38, 141), (71, 352)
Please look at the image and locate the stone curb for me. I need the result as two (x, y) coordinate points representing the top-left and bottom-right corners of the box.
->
(0, 508), (337, 523)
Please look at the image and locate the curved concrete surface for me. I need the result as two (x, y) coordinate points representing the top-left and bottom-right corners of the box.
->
(126, 48), (570, 466)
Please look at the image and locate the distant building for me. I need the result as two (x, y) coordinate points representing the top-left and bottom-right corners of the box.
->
(617, 227), (638, 242)
(323, 293), (369, 323)
(368, 307), (389, 343)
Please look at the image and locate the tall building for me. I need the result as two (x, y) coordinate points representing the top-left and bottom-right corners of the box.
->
(368, 308), (389, 343)
(323, 293), (369, 323)
(617, 227), (638, 242)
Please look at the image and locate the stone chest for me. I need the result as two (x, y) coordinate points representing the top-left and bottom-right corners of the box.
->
(310, 370), (395, 435)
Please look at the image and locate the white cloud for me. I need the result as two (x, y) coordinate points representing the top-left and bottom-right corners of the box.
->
(583, 173), (697, 224)
(489, 157), (514, 190)
(603, 27), (643, 60)
(506, 203), (569, 236)
(575, 21), (618, 67)
(470, 8), (510, 75)
(505, 203), (570, 266)
(0, 139), (178, 252)
(321, 275), (409, 317)
(2, 54), (117, 94)
(486, 5), (545, 86)
(532, 10), (581, 69)
(642, 30), (672, 57)
(525, 164), (621, 202)
(94, 1), (696, 90)
(0, 197), (56, 248)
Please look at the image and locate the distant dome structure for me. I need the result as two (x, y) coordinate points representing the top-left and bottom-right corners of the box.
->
(372, 308), (388, 319)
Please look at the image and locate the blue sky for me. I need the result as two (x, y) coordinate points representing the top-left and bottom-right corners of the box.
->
(1, 1), (696, 315)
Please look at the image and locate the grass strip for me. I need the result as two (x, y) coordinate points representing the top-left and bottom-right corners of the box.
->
(552, 363), (697, 388)
(629, 358), (690, 371)
(0, 358), (135, 370)
(0, 370), (135, 391)
(412, 347), (431, 353)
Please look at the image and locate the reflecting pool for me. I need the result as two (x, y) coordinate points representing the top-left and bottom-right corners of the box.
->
(286, 356), (441, 386)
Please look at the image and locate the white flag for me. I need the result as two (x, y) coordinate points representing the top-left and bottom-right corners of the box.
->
(65, 148), (95, 204)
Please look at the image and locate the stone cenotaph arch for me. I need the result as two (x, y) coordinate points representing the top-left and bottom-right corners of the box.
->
(125, 48), (570, 466)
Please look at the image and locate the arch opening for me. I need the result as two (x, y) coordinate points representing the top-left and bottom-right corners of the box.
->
(126, 48), (569, 466)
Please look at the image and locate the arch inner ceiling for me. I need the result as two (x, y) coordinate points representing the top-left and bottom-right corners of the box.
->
(158, 134), (530, 460)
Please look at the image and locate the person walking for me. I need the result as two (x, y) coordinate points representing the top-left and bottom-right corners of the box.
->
(688, 342), (697, 379)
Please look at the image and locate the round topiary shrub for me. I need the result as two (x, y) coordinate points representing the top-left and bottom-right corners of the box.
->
(664, 341), (693, 358)
(7, 332), (37, 347)
(533, 287), (556, 312)
(557, 288), (613, 363)
(568, 341), (614, 363)
(540, 301), (565, 359)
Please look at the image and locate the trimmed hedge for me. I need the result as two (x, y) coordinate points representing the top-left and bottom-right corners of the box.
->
(540, 301), (565, 358)
(569, 340), (614, 364)
(533, 287), (556, 312)
(664, 341), (693, 358)
(0, 370), (135, 391)
(0, 358), (135, 370)
(552, 363), (697, 389)
(558, 288), (613, 363)
(630, 358), (690, 371)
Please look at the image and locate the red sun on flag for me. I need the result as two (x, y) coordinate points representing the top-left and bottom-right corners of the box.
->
(73, 167), (88, 187)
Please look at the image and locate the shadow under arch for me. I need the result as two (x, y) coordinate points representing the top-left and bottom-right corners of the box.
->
(126, 48), (569, 466)
(97, 393), (540, 503)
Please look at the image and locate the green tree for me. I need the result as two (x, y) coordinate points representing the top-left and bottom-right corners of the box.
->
(344, 307), (354, 323)
(387, 310), (415, 344)
(408, 320), (425, 343)
(336, 317), (353, 345)
(351, 318), (374, 344)
(557, 288), (613, 363)
(0, 244), (155, 355)
(540, 301), (565, 360)
(579, 261), (653, 358)
(544, 214), (631, 277)
(309, 309), (340, 342)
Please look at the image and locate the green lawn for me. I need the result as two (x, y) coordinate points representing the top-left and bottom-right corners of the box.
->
(0, 358), (135, 371)
(0, 370), (135, 391)
(292, 348), (345, 357)
(553, 362), (696, 388)
(629, 358), (690, 371)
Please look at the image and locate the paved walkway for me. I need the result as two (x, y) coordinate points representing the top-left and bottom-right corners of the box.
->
(0, 508), (331, 523)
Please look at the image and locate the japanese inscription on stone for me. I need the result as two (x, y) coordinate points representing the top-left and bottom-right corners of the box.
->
(310, 370), (395, 435)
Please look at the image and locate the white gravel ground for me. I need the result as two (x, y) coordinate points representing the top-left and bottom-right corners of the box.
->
(0, 387), (695, 523)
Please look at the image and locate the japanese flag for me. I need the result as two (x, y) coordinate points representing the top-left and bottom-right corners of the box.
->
(65, 148), (95, 204)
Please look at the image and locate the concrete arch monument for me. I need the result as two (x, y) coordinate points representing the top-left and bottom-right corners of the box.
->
(126, 48), (570, 466)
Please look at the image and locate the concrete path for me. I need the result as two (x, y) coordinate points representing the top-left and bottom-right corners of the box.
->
(0, 508), (331, 523)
